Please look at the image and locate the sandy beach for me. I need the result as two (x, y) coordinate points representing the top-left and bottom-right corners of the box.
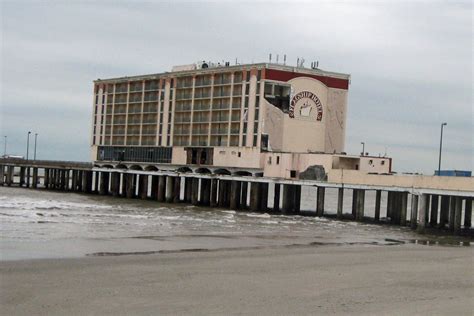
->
(1, 243), (473, 315)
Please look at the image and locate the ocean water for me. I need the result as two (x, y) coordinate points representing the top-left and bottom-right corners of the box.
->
(0, 186), (468, 261)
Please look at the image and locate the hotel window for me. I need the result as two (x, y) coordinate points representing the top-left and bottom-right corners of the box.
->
(264, 82), (291, 112)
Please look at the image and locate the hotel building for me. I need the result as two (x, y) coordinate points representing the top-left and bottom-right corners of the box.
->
(92, 61), (391, 179)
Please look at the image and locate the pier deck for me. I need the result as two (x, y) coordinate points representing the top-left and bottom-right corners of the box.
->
(1, 158), (472, 235)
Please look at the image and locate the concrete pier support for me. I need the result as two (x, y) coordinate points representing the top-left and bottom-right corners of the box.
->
(165, 176), (175, 203)
(410, 194), (418, 229)
(273, 183), (281, 213)
(386, 191), (394, 220)
(424, 195), (431, 227)
(191, 178), (200, 205)
(249, 182), (261, 212)
(50, 169), (56, 189)
(6, 166), (13, 186)
(218, 180), (230, 208)
(26, 167), (31, 188)
(60, 169), (66, 191)
(51, 168), (59, 190)
(374, 190), (381, 221)
(260, 183), (269, 212)
(229, 180), (241, 210)
(19, 167), (26, 187)
(281, 185), (295, 215)
(316, 187), (325, 217)
(394, 192), (404, 224)
(125, 174), (136, 199)
(157, 176), (166, 202)
(139, 175), (148, 199)
(99, 172), (109, 195)
(65, 170), (70, 190)
(417, 194), (428, 233)
(400, 192), (408, 226)
(93, 172), (99, 193)
(110, 172), (120, 197)
(210, 179), (218, 207)
(0, 165), (4, 185)
(120, 174), (127, 197)
(76, 170), (83, 191)
(200, 178), (211, 206)
(184, 177), (193, 203)
(464, 198), (472, 228)
(173, 177), (181, 203)
(449, 197), (456, 231)
(240, 182), (248, 209)
(32, 168), (38, 188)
(430, 195), (439, 227)
(453, 197), (463, 234)
(439, 196), (450, 227)
(81, 171), (92, 193)
(150, 176), (159, 200)
(337, 188), (344, 219)
(44, 168), (50, 188)
(353, 189), (365, 221)
(71, 170), (77, 191)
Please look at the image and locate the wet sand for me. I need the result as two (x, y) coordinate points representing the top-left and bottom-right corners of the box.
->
(1, 244), (473, 315)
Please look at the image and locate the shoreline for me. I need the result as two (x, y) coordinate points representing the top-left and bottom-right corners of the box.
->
(1, 244), (473, 315)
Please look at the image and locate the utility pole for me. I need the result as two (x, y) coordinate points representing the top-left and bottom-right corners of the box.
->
(34, 133), (38, 160)
(26, 131), (31, 160)
(438, 122), (447, 175)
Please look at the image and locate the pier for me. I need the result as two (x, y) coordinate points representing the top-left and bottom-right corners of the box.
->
(1, 158), (472, 236)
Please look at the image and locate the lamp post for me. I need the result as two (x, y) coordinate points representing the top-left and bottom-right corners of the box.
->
(34, 133), (38, 160)
(3, 136), (6, 157)
(361, 142), (365, 156)
(26, 131), (31, 160)
(438, 122), (447, 175)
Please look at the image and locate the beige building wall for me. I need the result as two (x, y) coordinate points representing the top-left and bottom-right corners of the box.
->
(262, 76), (347, 154)
(358, 156), (391, 173)
(328, 169), (474, 192)
(283, 77), (328, 152)
(171, 147), (187, 165)
(212, 147), (261, 169)
(263, 152), (334, 178)
(325, 88), (348, 153)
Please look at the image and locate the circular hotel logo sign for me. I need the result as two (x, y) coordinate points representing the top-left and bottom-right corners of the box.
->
(289, 91), (323, 121)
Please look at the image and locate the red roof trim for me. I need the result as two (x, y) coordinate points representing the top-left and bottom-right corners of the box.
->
(265, 69), (349, 90)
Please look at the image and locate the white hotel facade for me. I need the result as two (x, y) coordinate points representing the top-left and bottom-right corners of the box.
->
(91, 61), (391, 179)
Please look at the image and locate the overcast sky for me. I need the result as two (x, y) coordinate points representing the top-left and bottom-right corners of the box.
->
(1, 0), (472, 174)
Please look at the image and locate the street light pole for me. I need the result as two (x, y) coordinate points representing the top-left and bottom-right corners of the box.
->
(3, 136), (6, 157)
(26, 131), (31, 160)
(361, 142), (365, 156)
(438, 122), (447, 175)
(34, 133), (38, 160)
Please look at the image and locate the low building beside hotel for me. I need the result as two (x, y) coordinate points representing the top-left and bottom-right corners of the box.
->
(91, 60), (391, 179)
